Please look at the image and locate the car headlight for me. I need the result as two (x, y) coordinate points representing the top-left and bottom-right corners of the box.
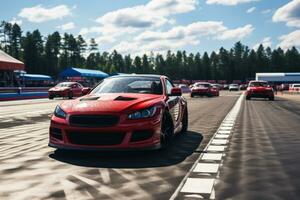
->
(54, 105), (67, 119)
(128, 106), (157, 119)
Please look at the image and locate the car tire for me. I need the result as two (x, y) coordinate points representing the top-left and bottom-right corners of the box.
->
(190, 93), (194, 98)
(68, 91), (73, 99)
(246, 96), (251, 100)
(160, 111), (174, 149)
(269, 96), (274, 101)
(49, 95), (54, 100)
(180, 107), (188, 134)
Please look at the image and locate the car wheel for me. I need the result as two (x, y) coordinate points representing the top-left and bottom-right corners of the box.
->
(246, 96), (251, 100)
(180, 107), (188, 134)
(49, 95), (54, 100)
(190, 93), (194, 98)
(68, 91), (73, 99)
(269, 96), (274, 101)
(160, 111), (174, 149)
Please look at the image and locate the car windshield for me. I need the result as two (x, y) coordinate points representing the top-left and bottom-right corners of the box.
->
(91, 76), (163, 95)
(249, 82), (268, 87)
(56, 83), (72, 87)
(195, 83), (210, 87)
(179, 85), (188, 88)
(230, 84), (238, 86)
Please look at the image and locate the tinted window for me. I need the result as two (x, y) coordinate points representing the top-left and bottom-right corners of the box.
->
(91, 77), (163, 95)
(166, 79), (174, 95)
(56, 83), (72, 87)
(195, 83), (210, 87)
(249, 82), (268, 87)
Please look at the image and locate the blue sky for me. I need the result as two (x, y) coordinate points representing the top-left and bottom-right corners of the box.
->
(2, 0), (300, 55)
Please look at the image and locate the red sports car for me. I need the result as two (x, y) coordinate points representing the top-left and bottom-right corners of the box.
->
(191, 82), (219, 97)
(49, 75), (188, 150)
(246, 81), (274, 101)
(48, 82), (88, 99)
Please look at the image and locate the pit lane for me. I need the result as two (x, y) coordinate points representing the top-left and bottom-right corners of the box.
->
(0, 92), (277, 199)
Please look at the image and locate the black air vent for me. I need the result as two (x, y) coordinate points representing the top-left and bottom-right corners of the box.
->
(114, 96), (137, 101)
(69, 115), (119, 127)
(80, 96), (100, 101)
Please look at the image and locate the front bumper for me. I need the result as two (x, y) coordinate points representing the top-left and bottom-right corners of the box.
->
(247, 91), (274, 98)
(191, 90), (210, 95)
(49, 115), (162, 150)
(48, 90), (69, 97)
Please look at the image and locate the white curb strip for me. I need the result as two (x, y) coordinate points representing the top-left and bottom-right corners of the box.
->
(170, 93), (244, 200)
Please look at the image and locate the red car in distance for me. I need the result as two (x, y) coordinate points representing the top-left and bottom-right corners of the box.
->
(48, 82), (90, 99)
(49, 75), (188, 151)
(191, 82), (219, 97)
(246, 81), (274, 101)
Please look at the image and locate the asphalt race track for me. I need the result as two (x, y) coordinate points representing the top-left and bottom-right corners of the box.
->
(0, 92), (300, 200)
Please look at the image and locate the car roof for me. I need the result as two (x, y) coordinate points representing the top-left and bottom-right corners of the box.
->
(249, 80), (267, 83)
(195, 82), (211, 84)
(106, 74), (164, 79)
(58, 82), (77, 84)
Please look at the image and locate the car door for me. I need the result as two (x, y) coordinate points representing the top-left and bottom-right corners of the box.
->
(165, 79), (182, 129)
(72, 84), (81, 96)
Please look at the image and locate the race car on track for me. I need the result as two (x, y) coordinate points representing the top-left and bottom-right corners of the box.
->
(178, 84), (191, 93)
(190, 82), (219, 97)
(246, 81), (274, 101)
(49, 75), (188, 150)
(48, 82), (90, 99)
(229, 84), (239, 91)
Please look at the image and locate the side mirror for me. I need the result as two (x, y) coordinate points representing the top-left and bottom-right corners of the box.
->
(170, 87), (182, 96)
(82, 87), (91, 95)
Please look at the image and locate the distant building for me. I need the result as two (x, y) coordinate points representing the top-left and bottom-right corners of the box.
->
(0, 49), (25, 87)
(256, 73), (300, 83)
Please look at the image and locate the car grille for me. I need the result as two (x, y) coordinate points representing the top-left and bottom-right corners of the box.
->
(252, 90), (266, 94)
(67, 131), (125, 146)
(69, 115), (119, 127)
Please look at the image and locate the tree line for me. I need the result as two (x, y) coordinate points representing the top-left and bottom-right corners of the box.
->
(1, 21), (300, 82)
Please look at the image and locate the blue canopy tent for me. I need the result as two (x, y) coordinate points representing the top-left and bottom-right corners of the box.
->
(59, 67), (109, 78)
(20, 74), (53, 81)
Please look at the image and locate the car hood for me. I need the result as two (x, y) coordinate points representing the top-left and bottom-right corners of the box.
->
(60, 93), (163, 114)
(49, 87), (70, 91)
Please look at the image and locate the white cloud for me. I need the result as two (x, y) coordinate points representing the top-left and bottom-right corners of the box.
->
(18, 4), (72, 23)
(135, 21), (227, 42)
(110, 21), (254, 54)
(206, 0), (259, 6)
(217, 24), (254, 40)
(80, 0), (198, 43)
(96, 0), (197, 29)
(95, 35), (116, 44)
(10, 18), (22, 25)
(261, 9), (272, 14)
(253, 37), (272, 50)
(57, 22), (75, 31)
(278, 30), (300, 50)
(273, 0), (300, 28)
(110, 41), (140, 55)
(247, 7), (256, 13)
